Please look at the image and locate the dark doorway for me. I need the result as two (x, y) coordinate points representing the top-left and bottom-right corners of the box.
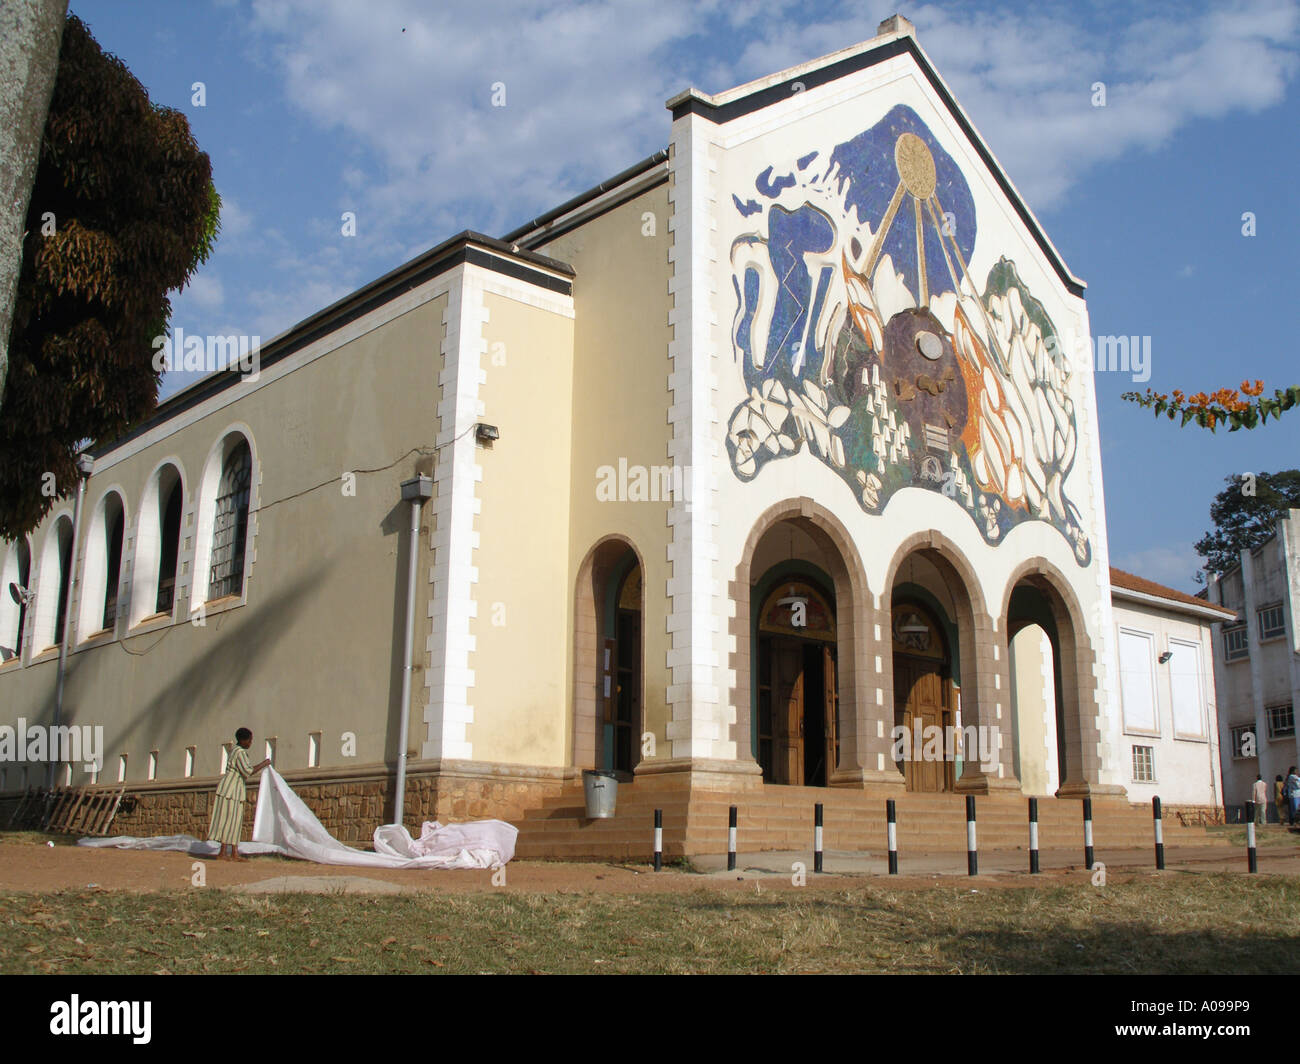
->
(756, 633), (837, 787)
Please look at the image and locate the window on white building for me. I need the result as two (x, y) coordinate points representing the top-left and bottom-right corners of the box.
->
(1266, 702), (1295, 740)
(1258, 603), (1286, 641)
(184, 747), (196, 778)
(220, 743), (232, 774)
(1132, 745), (1155, 782)
(308, 732), (321, 769)
(148, 751), (158, 781)
(1119, 628), (1158, 734)
(117, 755), (127, 783)
(1168, 639), (1206, 739)
(1223, 625), (1249, 662)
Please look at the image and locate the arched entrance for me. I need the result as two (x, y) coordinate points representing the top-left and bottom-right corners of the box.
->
(1002, 566), (1103, 798)
(1008, 611), (1062, 796)
(573, 538), (644, 775)
(753, 572), (838, 786)
(884, 536), (995, 792)
(892, 599), (956, 792)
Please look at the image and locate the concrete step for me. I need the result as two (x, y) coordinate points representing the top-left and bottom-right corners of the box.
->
(513, 781), (1230, 858)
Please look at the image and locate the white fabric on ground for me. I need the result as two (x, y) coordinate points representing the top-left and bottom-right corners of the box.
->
(78, 767), (516, 869)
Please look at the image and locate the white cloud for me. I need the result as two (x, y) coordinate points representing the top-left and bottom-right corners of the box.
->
(234, 0), (1299, 259)
(182, 270), (225, 311)
(911, 0), (1299, 208)
(1113, 544), (1206, 591)
(216, 197), (255, 243)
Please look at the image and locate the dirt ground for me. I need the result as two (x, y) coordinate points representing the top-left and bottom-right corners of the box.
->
(1, 834), (1297, 895)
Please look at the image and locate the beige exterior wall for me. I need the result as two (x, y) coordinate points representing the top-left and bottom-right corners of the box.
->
(535, 185), (675, 763)
(469, 291), (575, 764)
(0, 288), (448, 786)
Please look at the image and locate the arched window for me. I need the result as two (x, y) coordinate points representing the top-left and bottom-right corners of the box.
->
(130, 463), (184, 627)
(102, 499), (124, 631)
(78, 491), (126, 641)
(54, 521), (72, 646)
(157, 475), (182, 613)
(32, 515), (73, 652)
(0, 538), (32, 662)
(208, 440), (252, 601)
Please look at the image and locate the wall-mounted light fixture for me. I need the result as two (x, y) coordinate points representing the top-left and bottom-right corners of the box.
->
(475, 423), (500, 444)
(1158, 650), (1173, 664)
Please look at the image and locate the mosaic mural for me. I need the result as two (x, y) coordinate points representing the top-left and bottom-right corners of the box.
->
(725, 104), (1091, 565)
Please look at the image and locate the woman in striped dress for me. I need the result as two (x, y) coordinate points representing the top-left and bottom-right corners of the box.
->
(209, 727), (271, 861)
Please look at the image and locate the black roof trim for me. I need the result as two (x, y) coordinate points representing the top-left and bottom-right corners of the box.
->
(669, 36), (1085, 297)
(502, 149), (670, 245)
(93, 232), (574, 457)
(523, 174), (671, 252)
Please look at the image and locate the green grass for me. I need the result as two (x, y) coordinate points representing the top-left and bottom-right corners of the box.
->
(2, 874), (1299, 974)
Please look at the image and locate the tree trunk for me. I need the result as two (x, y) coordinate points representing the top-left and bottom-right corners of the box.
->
(0, 0), (68, 404)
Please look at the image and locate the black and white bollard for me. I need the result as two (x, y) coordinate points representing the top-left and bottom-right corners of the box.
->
(814, 803), (824, 874)
(727, 805), (737, 872)
(653, 808), (662, 872)
(1082, 797), (1094, 870)
(1152, 796), (1165, 871)
(1028, 797), (1040, 874)
(1246, 801), (1258, 873)
(886, 799), (898, 875)
(966, 795), (978, 876)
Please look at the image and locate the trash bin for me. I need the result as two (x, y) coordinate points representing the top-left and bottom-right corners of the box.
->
(582, 769), (618, 819)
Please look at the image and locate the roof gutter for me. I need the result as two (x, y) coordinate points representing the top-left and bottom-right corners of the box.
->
(1111, 585), (1238, 623)
(502, 149), (669, 245)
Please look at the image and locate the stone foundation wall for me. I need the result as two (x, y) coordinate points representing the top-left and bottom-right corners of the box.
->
(1164, 804), (1226, 827)
(0, 760), (569, 843)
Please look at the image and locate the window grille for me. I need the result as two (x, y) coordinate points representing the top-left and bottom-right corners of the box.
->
(208, 443), (252, 601)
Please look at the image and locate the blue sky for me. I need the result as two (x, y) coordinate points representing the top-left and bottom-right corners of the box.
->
(70, 0), (1300, 590)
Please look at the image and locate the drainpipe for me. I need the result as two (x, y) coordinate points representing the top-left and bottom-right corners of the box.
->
(48, 451), (95, 792)
(393, 474), (433, 829)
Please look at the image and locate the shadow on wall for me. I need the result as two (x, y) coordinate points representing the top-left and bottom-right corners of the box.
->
(52, 560), (332, 760)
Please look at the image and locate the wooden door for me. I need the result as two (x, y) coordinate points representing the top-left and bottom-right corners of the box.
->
(823, 645), (838, 783)
(774, 644), (804, 785)
(894, 655), (952, 792)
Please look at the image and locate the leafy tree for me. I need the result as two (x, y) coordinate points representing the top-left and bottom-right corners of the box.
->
(1123, 379), (1300, 432)
(0, 14), (219, 539)
(1195, 470), (1300, 576)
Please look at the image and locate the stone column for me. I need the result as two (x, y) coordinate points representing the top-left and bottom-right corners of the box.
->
(955, 611), (1021, 793)
(831, 593), (904, 789)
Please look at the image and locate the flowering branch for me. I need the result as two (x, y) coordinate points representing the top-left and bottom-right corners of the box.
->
(1120, 380), (1300, 432)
